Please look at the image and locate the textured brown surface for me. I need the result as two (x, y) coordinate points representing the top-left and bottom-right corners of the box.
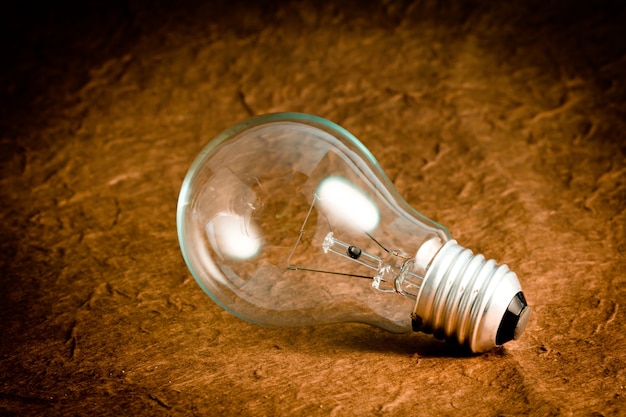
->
(1, 1), (626, 415)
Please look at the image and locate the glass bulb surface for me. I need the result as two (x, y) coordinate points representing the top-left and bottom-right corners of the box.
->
(177, 113), (529, 352)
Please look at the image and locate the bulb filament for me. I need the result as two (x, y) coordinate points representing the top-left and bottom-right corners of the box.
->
(285, 192), (423, 299)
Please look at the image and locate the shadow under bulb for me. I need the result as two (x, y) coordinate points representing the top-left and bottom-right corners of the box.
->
(177, 113), (530, 353)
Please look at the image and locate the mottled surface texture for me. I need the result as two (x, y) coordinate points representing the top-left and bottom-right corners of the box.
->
(1, 1), (625, 415)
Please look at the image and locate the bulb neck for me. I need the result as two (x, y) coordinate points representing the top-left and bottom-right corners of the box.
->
(411, 240), (529, 353)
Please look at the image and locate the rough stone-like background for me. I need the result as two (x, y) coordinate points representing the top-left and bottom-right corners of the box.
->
(1, 1), (625, 415)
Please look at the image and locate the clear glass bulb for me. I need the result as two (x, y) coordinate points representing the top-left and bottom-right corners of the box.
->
(177, 113), (530, 353)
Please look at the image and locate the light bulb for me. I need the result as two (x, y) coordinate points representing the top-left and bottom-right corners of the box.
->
(177, 113), (530, 353)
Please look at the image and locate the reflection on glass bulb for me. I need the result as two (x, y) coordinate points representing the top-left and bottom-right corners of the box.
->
(317, 177), (380, 232)
(206, 213), (261, 260)
(177, 113), (530, 353)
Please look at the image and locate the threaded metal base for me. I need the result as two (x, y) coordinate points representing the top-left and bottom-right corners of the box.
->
(411, 240), (527, 353)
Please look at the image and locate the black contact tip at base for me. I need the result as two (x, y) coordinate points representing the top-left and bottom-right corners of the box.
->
(411, 313), (424, 332)
(496, 292), (530, 346)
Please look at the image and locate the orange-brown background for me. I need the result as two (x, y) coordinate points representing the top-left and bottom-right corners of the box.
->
(1, 1), (625, 415)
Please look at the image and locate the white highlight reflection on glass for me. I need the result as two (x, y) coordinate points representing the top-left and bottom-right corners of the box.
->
(206, 213), (261, 260)
(318, 176), (380, 232)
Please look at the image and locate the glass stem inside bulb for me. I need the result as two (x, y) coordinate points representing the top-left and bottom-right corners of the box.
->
(322, 232), (381, 270)
(282, 183), (425, 304)
(320, 232), (422, 299)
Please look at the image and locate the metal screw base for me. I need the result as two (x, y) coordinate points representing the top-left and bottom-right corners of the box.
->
(412, 240), (528, 353)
